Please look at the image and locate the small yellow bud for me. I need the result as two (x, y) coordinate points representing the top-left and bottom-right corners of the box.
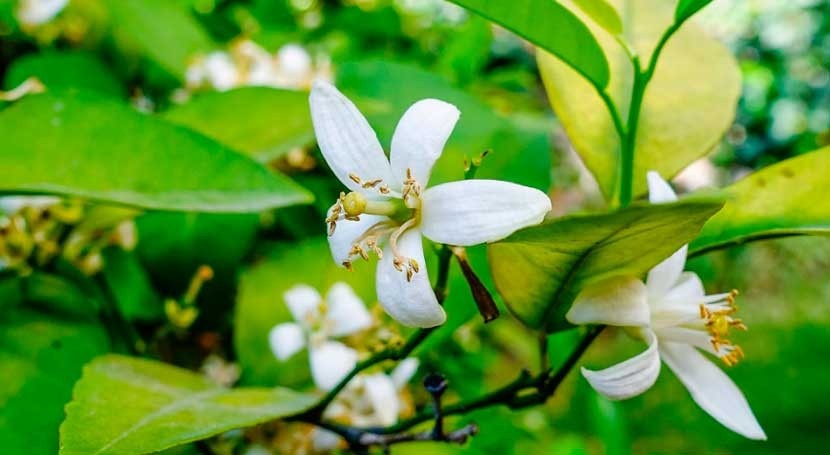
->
(342, 192), (367, 217)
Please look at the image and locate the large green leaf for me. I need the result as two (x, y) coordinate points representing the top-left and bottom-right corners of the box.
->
(0, 310), (109, 454)
(447, 0), (610, 89)
(538, 0), (740, 200)
(3, 52), (124, 97)
(488, 199), (723, 332)
(0, 93), (311, 212)
(59, 355), (316, 455)
(691, 147), (830, 255)
(162, 87), (313, 161)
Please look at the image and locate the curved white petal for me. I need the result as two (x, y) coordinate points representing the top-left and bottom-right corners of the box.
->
(581, 331), (661, 400)
(646, 170), (678, 203)
(283, 284), (322, 324)
(663, 271), (706, 303)
(327, 210), (390, 268)
(326, 281), (373, 336)
(268, 323), (306, 360)
(389, 99), (460, 188)
(660, 342), (766, 440)
(364, 373), (400, 426)
(420, 180), (551, 246)
(646, 245), (688, 299)
(391, 358), (419, 389)
(567, 276), (650, 327)
(310, 80), (393, 192)
(376, 229), (446, 327)
(309, 341), (359, 391)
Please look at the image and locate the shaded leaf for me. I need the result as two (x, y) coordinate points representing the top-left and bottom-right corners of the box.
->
(3, 52), (124, 97)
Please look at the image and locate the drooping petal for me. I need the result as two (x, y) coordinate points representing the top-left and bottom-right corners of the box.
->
(389, 99), (460, 189)
(326, 281), (373, 337)
(390, 358), (420, 390)
(376, 229), (446, 327)
(567, 276), (650, 327)
(283, 284), (322, 325)
(660, 342), (767, 440)
(268, 323), (306, 360)
(364, 373), (400, 426)
(646, 245), (688, 299)
(327, 210), (390, 267)
(309, 80), (393, 193)
(646, 170), (678, 203)
(581, 331), (661, 400)
(420, 180), (551, 246)
(309, 341), (359, 391)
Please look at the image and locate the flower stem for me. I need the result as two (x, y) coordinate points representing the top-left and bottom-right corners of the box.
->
(618, 56), (645, 208)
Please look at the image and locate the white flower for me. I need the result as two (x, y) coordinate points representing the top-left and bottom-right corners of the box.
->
(269, 282), (372, 391)
(310, 81), (551, 328)
(16, 0), (67, 27)
(566, 171), (766, 440)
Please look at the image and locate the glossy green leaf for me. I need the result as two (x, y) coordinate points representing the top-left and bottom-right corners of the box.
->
(59, 355), (316, 455)
(446, 0), (610, 89)
(539, 0), (740, 200)
(162, 87), (313, 160)
(3, 52), (124, 97)
(0, 93), (312, 212)
(675, 0), (714, 23)
(573, 0), (623, 36)
(488, 199), (723, 332)
(691, 147), (830, 255)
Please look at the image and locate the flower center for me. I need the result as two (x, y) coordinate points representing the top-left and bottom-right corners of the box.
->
(699, 289), (747, 366)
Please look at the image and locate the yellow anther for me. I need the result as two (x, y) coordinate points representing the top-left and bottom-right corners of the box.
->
(349, 173), (362, 184)
(342, 192), (367, 217)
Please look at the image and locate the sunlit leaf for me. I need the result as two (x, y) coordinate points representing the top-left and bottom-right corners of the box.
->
(675, 0), (714, 23)
(0, 93), (312, 212)
(488, 199), (723, 332)
(3, 52), (124, 97)
(573, 0), (623, 36)
(691, 147), (830, 255)
(538, 0), (740, 200)
(59, 355), (316, 455)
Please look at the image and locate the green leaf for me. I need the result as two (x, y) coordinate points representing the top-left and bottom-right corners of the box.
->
(675, 0), (714, 23)
(59, 355), (316, 455)
(446, 0), (610, 89)
(0, 310), (109, 454)
(691, 147), (830, 255)
(101, 249), (163, 321)
(104, 0), (213, 80)
(3, 52), (125, 97)
(0, 92), (312, 212)
(488, 199), (723, 332)
(572, 0), (623, 36)
(538, 0), (740, 200)
(162, 87), (314, 161)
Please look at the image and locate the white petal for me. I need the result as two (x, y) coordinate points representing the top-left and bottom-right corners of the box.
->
(567, 276), (650, 327)
(309, 80), (393, 193)
(326, 281), (373, 336)
(268, 323), (306, 360)
(655, 327), (716, 354)
(582, 331), (661, 400)
(660, 342), (766, 440)
(283, 284), (322, 324)
(389, 99), (460, 188)
(390, 358), (419, 390)
(309, 341), (358, 391)
(364, 373), (401, 426)
(327, 211), (390, 267)
(646, 245), (688, 299)
(420, 180), (551, 246)
(646, 170), (678, 203)
(663, 271), (705, 302)
(376, 229), (446, 327)
(311, 428), (343, 451)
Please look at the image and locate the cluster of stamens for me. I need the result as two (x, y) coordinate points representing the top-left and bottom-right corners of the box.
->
(699, 289), (747, 366)
(401, 168), (421, 206)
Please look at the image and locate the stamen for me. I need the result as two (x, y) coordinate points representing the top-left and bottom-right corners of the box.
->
(700, 289), (746, 365)
(388, 218), (419, 282)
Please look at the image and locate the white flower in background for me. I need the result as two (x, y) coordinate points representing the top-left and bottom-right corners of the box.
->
(310, 81), (551, 328)
(16, 0), (67, 27)
(566, 171), (765, 440)
(269, 282), (372, 390)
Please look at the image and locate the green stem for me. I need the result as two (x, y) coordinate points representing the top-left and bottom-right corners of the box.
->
(618, 57), (646, 208)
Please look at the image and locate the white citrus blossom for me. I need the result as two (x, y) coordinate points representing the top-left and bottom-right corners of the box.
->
(566, 171), (765, 440)
(310, 81), (551, 328)
(269, 282), (372, 391)
(16, 0), (67, 27)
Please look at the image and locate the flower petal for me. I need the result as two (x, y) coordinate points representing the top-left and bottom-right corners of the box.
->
(268, 323), (306, 360)
(390, 358), (419, 390)
(646, 170), (678, 203)
(309, 341), (359, 391)
(364, 373), (400, 426)
(326, 281), (373, 337)
(420, 180), (551, 246)
(660, 342), (767, 440)
(327, 210), (390, 268)
(376, 229), (446, 327)
(389, 99), (460, 188)
(646, 245), (688, 299)
(311, 429), (343, 452)
(283, 284), (322, 324)
(567, 276), (650, 327)
(309, 80), (393, 193)
(581, 331), (661, 400)
(663, 271), (705, 302)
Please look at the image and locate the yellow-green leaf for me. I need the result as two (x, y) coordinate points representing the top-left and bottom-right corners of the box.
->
(573, 0), (623, 36)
